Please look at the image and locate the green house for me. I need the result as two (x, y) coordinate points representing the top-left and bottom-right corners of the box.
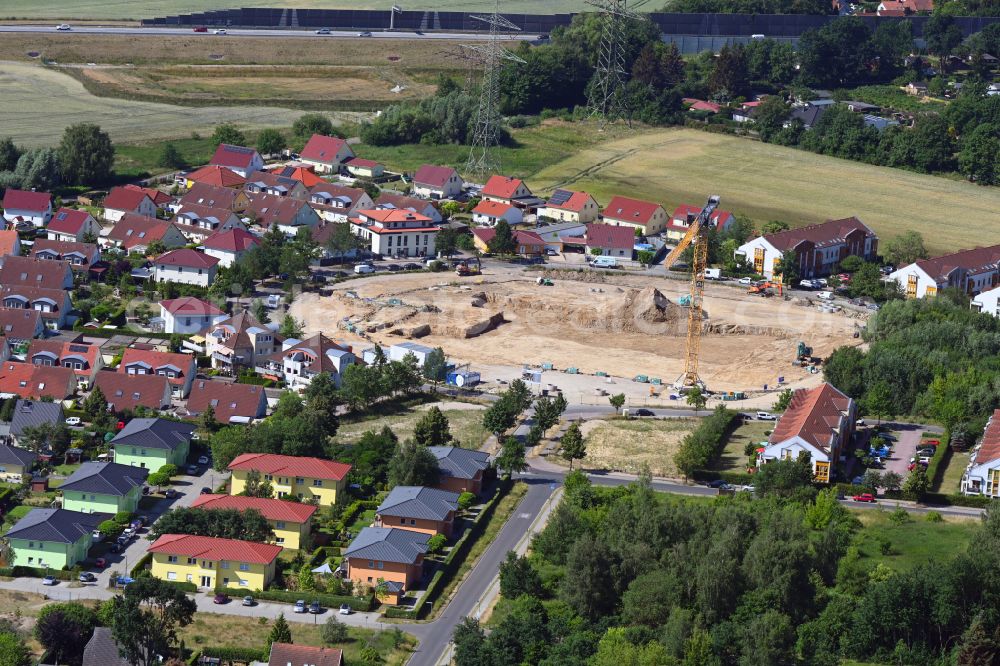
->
(4, 508), (102, 570)
(59, 462), (148, 515)
(110, 417), (195, 470)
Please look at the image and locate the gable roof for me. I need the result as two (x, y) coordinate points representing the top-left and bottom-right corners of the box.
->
(30, 239), (98, 262)
(974, 409), (1000, 465)
(309, 182), (367, 206)
(268, 643), (343, 666)
(0, 308), (42, 340)
(0, 255), (72, 289)
(107, 214), (181, 249)
(0, 362), (75, 399)
(344, 526), (430, 564)
(104, 186), (152, 212)
(769, 383), (852, 454)
(428, 446), (489, 480)
(60, 461), (148, 495)
(377, 486), (460, 521)
(683, 98), (722, 113)
(9, 399), (63, 436)
(602, 196), (663, 224)
(585, 223), (635, 251)
(2, 189), (50, 213)
(472, 200), (518, 219)
(149, 533), (282, 564)
(671, 204), (734, 228)
(153, 248), (220, 270)
(191, 494), (317, 523)
(482, 175), (528, 200)
(203, 228), (259, 253)
(762, 217), (877, 252)
(94, 372), (171, 412)
(82, 627), (131, 666)
(27, 340), (100, 377)
(245, 192), (313, 228)
(186, 380), (266, 423)
(0, 230), (19, 258)
(413, 165), (458, 188)
(160, 296), (225, 317)
(185, 165), (246, 188)
(277, 165), (324, 187)
(228, 452), (351, 481)
(5, 508), (101, 544)
(175, 202), (237, 227)
(124, 184), (171, 207)
(545, 189), (595, 213)
(913, 244), (1000, 282)
(120, 347), (196, 379)
(110, 417), (194, 451)
(261, 333), (352, 374)
(181, 183), (243, 210)
(206, 310), (276, 350)
(244, 169), (305, 194)
(376, 192), (438, 213)
(0, 444), (37, 469)
(300, 134), (351, 164)
(472, 227), (544, 248)
(210, 144), (261, 170)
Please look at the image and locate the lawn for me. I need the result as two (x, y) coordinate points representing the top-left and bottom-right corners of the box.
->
(52, 463), (81, 476)
(850, 509), (978, 573)
(335, 399), (489, 448)
(713, 420), (773, 474)
(115, 134), (247, 180)
(933, 449), (971, 494)
(580, 417), (698, 478)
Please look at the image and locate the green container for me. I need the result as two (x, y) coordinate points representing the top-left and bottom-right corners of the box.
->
(634, 375), (649, 383)
(651, 378), (662, 385)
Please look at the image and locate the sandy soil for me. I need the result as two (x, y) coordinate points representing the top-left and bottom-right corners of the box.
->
(580, 418), (697, 477)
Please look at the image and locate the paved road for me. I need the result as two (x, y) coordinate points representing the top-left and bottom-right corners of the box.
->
(0, 25), (542, 41)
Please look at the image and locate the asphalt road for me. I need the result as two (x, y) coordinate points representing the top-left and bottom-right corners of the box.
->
(0, 25), (541, 41)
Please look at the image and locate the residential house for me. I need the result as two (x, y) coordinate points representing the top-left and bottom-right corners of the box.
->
(30, 239), (101, 274)
(59, 461), (148, 514)
(732, 100), (762, 123)
(961, 410), (1000, 497)
(245, 192), (320, 234)
(0, 308), (44, 345)
(4, 508), (100, 569)
(244, 170), (309, 199)
(274, 164), (324, 188)
(104, 214), (187, 254)
(124, 184), (171, 209)
(536, 189), (600, 224)
(344, 527), (429, 599)
(562, 223), (634, 258)
(906, 81), (929, 96)
(255, 333), (355, 390)
(683, 98), (722, 113)
(428, 446), (489, 494)
(174, 203), (245, 241)
(0, 285), (73, 329)
(0, 444), (36, 482)
(209, 144), (264, 178)
(787, 104), (828, 130)
(308, 183), (373, 223)
(202, 228), (260, 268)
(205, 311), (279, 376)
(350, 208), (437, 258)
(735, 217), (879, 279)
(191, 494), (316, 550)
(0, 362), (76, 400)
(7, 399), (62, 449)
(299, 134), (355, 174)
(343, 157), (384, 179)
(148, 533), (281, 590)
(375, 192), (442, 224)
(81, 628), (131, 666)
(668, 204), (736, 242)
(757, 383), (857, 484)
(110, 417), (194, 469)
(183, 165), (246, 190)
(179, 183), (250, 212)
(972, 285), (1000, 316)
(159, 297), (227, 334)
(889, 244), (1000, 299)
(312, 221), (361, 262)
(0, 230), (20, 258)
(119, 347), (197, 398)
(601, 196), (669, 235)
(2, 189), (52, 228)
(266, 643), (343, 666)
(0, 255), (74, 290)
(531, 221), (588, 252)
(481, 175), (532, 206)
(26, 340), (102, 390)
(102, 186), (157, 223)
(471, 200), (523, 227)
(472, 227), (544, 257)
(412, 165), (462, 200)
(375, 486), (460, 538)
(152, 249), (220, 288)
(93, 372), (172, 413)
(186, 380), (267, 424)
(228, 452), (351, 506)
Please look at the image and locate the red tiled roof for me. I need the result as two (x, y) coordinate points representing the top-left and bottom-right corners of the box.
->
(149, 533), (282, 564)
(160, 296), (224, 316)
(0, 308), (42, 341)
(245, 192), (313, 228)
(585, 223), (635, 251)
(94, 372), (170, 411)
(0, 230), (19, 257)
(47, 208), (93, 235)
(482, 175), (526, 200)
(30, 239), (97, 261)
(107, 214), (180, 250)
(0, 362), (75, 399)
(185, 165), (246, 188)
(683, 98), (722, 113)
(154, 248), (220, 270)
(472, 227), (544, 248)
(670, 204), (734, 230)
(125, 184), (171, 206)
(344, 157), (380, 169)
(0, 255), (72, 290)
(472, 200), (517, 219)
(119, 348), (195, 386)
(914, 244), (1000, 282)
(210, 144), (260, 170)
(203, 228), (259, 253)
(279, 165), (324, 187)
(300, 134), (351, 164)
(546, 190), (594, 213)
(186, 379), (266, 423)
(763, 217), (876, 252)
(603, 196), (662, 224)
(2, 189), (50, 213)
(104, 186), (152, 212)
(357, 208), (432, 224)
(228, 452), (351, 481)
(976, 409), (1000, 464)
(180, 183), (244, 210)
(769, 383), (852, 454)
(413, 165), (458, 188)
(267, 643), (343, 666)
(191, 494), (317, 523)
(26, 339), (100, 377)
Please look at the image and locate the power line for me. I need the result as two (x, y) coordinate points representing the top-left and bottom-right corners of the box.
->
(586, 0), (649, 126)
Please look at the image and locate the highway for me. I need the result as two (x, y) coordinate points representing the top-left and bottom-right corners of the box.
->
(0, 25), (541, 40)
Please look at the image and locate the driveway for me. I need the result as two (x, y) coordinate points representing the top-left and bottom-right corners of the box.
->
(882, 425), (923, 482)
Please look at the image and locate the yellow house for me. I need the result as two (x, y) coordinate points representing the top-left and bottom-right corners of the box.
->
(0, 445), (37, 482)
(190, 494), (317, 551)
(228, 453), (351, 507)
(148, 534), (281, 591)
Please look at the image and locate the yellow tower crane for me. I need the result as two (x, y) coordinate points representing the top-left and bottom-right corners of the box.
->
(661, 195), (720, 390)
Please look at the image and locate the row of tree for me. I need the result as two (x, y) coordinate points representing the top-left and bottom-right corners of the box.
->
(0, 123), (114, 191)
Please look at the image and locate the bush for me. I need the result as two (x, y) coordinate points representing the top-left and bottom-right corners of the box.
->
(925, 438), (951, 491)
(426, 534), (447, 554)
(457, 492), (476, 511)
(673, 406), (739, 477)
(113, 511), (133, 525)
(200, 647), (268, 661)
(925, 511), (943, 522)
(130, 553), (152, 577)
(216, 587), (374, 612)
(98, 519), (121, 538)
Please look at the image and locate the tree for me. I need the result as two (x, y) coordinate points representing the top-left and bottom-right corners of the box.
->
(482, 399), (518, 440)
(488, 219), (517, 255)
(212, 123), (246, 147)
(422, 347), (448, 385)
(110, 577), (197, 666)
(34, 602), (97, 666)
(559, 423), (586, 470)
(413, 406), (452, 448)
(292, 114), (337, 140)
(145, 239), (167, 258)
(0, 137), (22, 172)
(902, 464), (929, 500)
(882, 470), (903, 493)
(883, 231), (928, 267)
(256, 128), (286, 156)
(959, 124), (1000, 186)
(864, 381), (894, 425)
(708, 43), (749, 98)
(200, 403), (219, 433)
(685, 386), (707, 413)
(777, 249), (800, 284)
(458, 491), (476, 511)
(322, 616), (349, 645)
(823, 346), (866, 399)
(19, 422), (71, 457)
(560, 534), (617, 620)
(388, 440), (441, 487)
(278, 314), (304, 339)
(0, 632), (30, 666)
(266, 613), (292, 650)
(761, 220), (790, 235)
(755, 453), (814, 497)
(151, 507), (273, 541)
(609, 393), (626, 414)
(251, 298), (270, 325)
(157, 143), (186, 170)
(83, 385), (108, 420)
(59, 123), (114, 186)
(925, 14), (963, 71)
(12, 147), (62, 191)
(147, 471), (170, 487)
(241, 469), (274, 498)
(435, 227), (460, 257)
(773, 389), (793, 412)
(496, 437), (528, 477)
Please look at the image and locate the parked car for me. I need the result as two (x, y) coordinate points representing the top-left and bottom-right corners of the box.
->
(42, 576), (58, 586)
(403, 263), (421, 271)
(633, 408), (655, 417)
(95, 558), (107, 568)
(309, 601), (322, 614)
(242, 596), (255, 606)
(200, 487), (212, 494)
(186, 464), (198, 475)
(294, 599), (307, 613)
(315, 27), (331, 34)
(756, 411), (776, 420)
(197, 456), (209, 465)
(78, 572), (96, 583)
(164, 489), (178, 499)
(386, 264), (401, 272)
(339, 604), (352, 615)
(852, 493), (877, 503)
(908, 461), (928, 471)
(354, 264), (375, 274)
(707, 479), (730, 489)
(738, 277), (753, 285)
(142, 486), (150, 496)
(917, 447), (937, 457)
(65, 417), (81, 426)
(545, 248), (558, 256)
(924, 439), (940, 447)
(213, 593), (229, 604)
(91, 529), (103, 541)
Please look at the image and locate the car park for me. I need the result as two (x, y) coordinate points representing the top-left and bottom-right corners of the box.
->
(339, 604), (352, 615)
(78, 572), (96, 583)
(42, 576), (57, 586)
(65, 417), (81, 426)
(243, 596), (255, 606)
(294, 600), (307, 613)
(852, 493), (877, 502)
(309, 601), (322, 614)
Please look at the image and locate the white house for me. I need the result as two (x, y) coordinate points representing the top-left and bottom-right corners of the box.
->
(536, 190), (601, 224)
(202, 228), (260, 268)
(158, 297), (228, 334)
(2, 189), (52, 228)
(255, 333), (355, 390)
(205, 311), (278, 376)
(735, 217), (879, 279)
(103, 187), (157, 223)
(350, 209), (438, 258)
(668, 204), (736, 242)
(972, 285), (1000, 316)
(152, 249), (220, 287)
(299, 134), (355, 174)
(889, 244), (1000, 299)
(471, 200), (523, 227)
(308, 184), (373, 223)
(376, 193), (442, 224)
(962, 409), (1000, 497)
(412, 165), (463, 200)
(47, 208), (100, 242)
(173, 204), (245, 242)
(757, 383), (857, 484)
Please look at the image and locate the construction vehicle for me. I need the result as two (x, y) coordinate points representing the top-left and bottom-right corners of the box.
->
(748, 280), (783, 296)
(796, 341), (813, 359)
(455, 257), (482, 276)
(536, 277), (554, 286)
(661, 195), (721, 389)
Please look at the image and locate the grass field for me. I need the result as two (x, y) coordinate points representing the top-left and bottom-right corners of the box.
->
(934, 450), (971, 494)
(335, 400), (489, 448)
(851, 509), (978, 572)
(581, 417), (697, 477)
(714, 420), (772, 474)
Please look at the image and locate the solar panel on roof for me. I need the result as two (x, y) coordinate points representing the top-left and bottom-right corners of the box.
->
(57, 212), (67, 220)
(68, 345), (89, 353)
(547, 189), (572, 206)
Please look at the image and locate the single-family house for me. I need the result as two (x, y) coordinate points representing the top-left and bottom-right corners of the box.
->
(30, 239), (101, 274)
(183, 165), (246, 190)
(202, 228), (260, 268)
(82, 628), (131, 666)
(0, 255), (74, 290)
(0, 362), (76, 400)
(244, 170), (309, 199)
(375, 486), (460, 538)
(210, 144), (264, 178)
(185, 379), (267, 424)
(343, 157), (384, 179)
(732, 100), (762, 123)
(179, 183), (250, 212)
(124, 184), (172, 209)
(267, 644), (343, 666)
(119, 347), (197, 398)
(102, 186), (157, 223)
(0, 285), (73, 329)
(668, 204), (736, 242)
(536, 189), (600, 224)
(245, 192), (320, 234)
(93, 372), (172, 413)
(255, 333), (355, 390)
(0, 444), (36, 482)
(428, 446), (490, 495)
(561, 223), (634, 258)
(375, 192), (442, 224)
(59, 461), (148, 514)
(274, 165), (324, 188)
(787, 104), (828, 130)
(110, 417), (194, 469)
(412, 165), (462, 200)
(471, 200), (523, 227)
(4, 508), (101, 569)
(148, 534), (281, 590)
(174, 203), (245, 241)
(972, 285), (1000, 316)
(228, 452), (351, 506)
(530, 221), (588, 252)
(191, 494), (316, 550)
(962, 409), (1000, 497)
(2, 189), (52, 228)
(683, 98), (722, 113)
(889, 244), (1000, 300)
(601, 196), (668, 235)
(152, 249), (220, 288)
(7, 399), (63, 451)
(735, 217), (879, 280)
(906, 81), (929, 96)
(472, 227), (544, 257)
(104, 214), (188, 254)
(26, 340), (102, 390)
(349, 208), (437, 258)
(757, 383), (856, 484)
(0, 230), (20, 258)
(205, 311), (279, 376)
(0, 308), (44, 344)
(344, 527), (429, 598)
(300, 134), (355, 174)
(159, 297), (228, 334)
(481, 175), (532, 206)
(308, 183), (373, 223)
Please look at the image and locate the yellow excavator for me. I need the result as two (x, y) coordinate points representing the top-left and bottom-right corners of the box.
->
(661, 195), (720, 390)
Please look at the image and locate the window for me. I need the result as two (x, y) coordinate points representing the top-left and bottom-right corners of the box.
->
(378, 561), (384, 570)
(313, 480), (322, 487)
(276, 537), (285, 544)
(275, 521), (285, 529)
(186, 574), (193, 582)
(223, 577), (229, 586)
(28, 542), (33, 548)
(167, 572), (177, 580)
(368, 560), (374, 568)
(295, 477), (304, 485)
(220, 561), (229, 569)
(27, 557), (33, 564)
(399, 517), (405, 525)
(239, 563), (250, 571)
(410, 519), (416, 525)
(264, 474), (273, 481)
(168, 555), (178, 563)
(186, 557), (196, 565)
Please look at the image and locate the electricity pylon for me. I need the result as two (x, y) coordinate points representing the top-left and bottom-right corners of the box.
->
(586, 0), (649, 125)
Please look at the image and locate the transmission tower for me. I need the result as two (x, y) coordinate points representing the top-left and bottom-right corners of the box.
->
(586, 0), (648, 125)
(464, 0), (524, 180)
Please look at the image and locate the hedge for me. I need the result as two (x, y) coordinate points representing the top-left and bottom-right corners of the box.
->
(926, 435), (951, 492)
(335, 499), (379, 534)
(199, 646), (268, 661)
(691, 470), (755, 485)
(0, 488), (15, 512)
(921, 493), (993, 508)
(158, 580), (198, 593)
(0, 566), (73, 580)
(130, 553), (152, 577)
(675, 406), (739, 478)
(216, 586), (374, 612)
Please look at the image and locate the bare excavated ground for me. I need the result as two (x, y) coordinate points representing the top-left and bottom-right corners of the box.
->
(291, 268), (864, 392)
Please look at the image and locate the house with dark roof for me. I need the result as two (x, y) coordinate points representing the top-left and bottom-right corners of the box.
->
(472, 227), (544, 257)
(0, 362), (76, 400)
(471, 199), (523, 227)
(4, 508), (101, 569)
(0, 308), (44, 344)
(191, 493), (317, 550)
(245, 192), (320, 234)
(757, 383), (856, 484)
(202, 228), (260, 268)
(601, 196), (668, 235)
(104, 214), (188, 254)
(536, 189), (600, 224)
(244, 170), (309, 199)
(94, 371), (172, 413)
(375, 192), (442, 224)
(787, 103), (828, 130)
(82, 627), (132, 666)
(376, 486), (460, 537)
(0, 444), (37, 482)
(255, 332), (355, 390)
(111, 417), (194, 469)
(205, 311), (279, 376)
(119, 347), (197, 398)
(179, 182), (250, 212)
(47, 208), (101, 243)
(60, 461), (148, 513)
(669, 204), (736, 242)
(159, 296), (227, 335)
(412, 165), (462, 200)
(481, 175), (532, 206)
(8, 399), (64, 449)
(0, 284), (73, 329)
(428, 446), (490, 495)
(228, 452), (351, 506)
(30, 239), (101, 274)
(186, 379), (267, 424)
(152, 249), (220, 287)
(26, 339), (102, 389)
(735, 217), (878, 279)
(267, 643), (343, 666)
(962, 409), (1000, 497)
(183, 165), (246, 189)
(209, 144), (264, 178)
(889, 244), (1000, 300)
(0, 254), (74, 290)
(103, 186), (157, 223)
(2, 189), (52, 228)
(300, 134), (355, 174)
(344, 526), (429, 598)
(173, 203), (245, 242)
(148, 533), (281, 590)
(308, 183), (374, 223)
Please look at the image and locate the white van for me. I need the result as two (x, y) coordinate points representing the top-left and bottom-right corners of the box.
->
(817, 291), (834, 301)
(590, 256), (618, 268)
(354, 264), (375, 274)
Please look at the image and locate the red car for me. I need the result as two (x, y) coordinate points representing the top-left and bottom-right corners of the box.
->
(852, 493), (877, 503)
(924, 439), (940, 447)
(193, 26), (208, 32)
(94, 558), (107, 568)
